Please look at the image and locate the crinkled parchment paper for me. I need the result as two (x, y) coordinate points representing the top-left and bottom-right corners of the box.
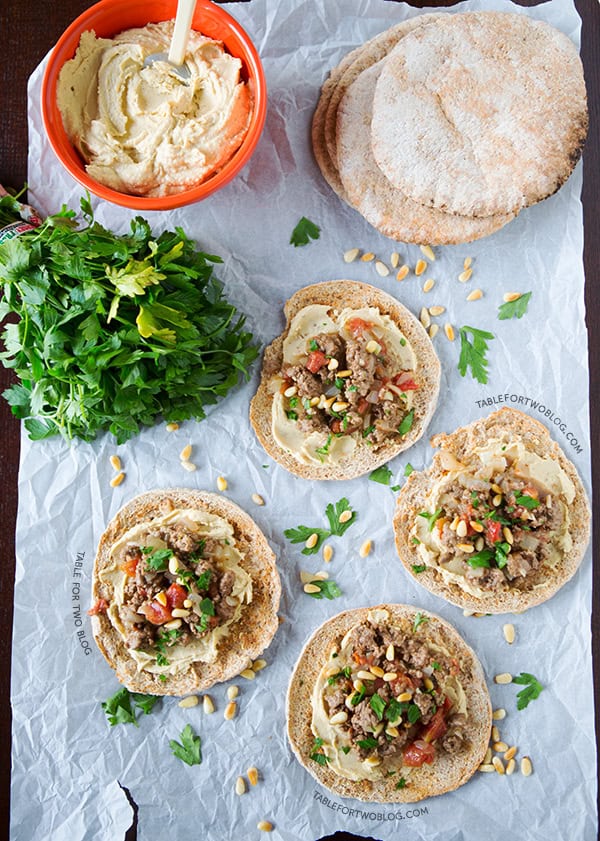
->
(10, 1), (595, 839)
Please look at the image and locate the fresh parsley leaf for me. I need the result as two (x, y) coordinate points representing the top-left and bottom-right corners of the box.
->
(412, 612), (428, 632)
(398, 409), (414, 436)
(386, 699), (403, 723)
(283, 525), (330, 555)
(102, 688), (138, 727)
(412, 564), (427, 574)
(512, 673), (543, 710)
(466, 549), (494, 568)
(286, 410), (298, 421)
(396, 777), (407, 790)
(131, 693), (160, 716)
(326, 498), (355, 536)
(169, 724), (202, 766)
(316, 434), (333, 458)
(458, 326), (495, 384)
(196, 569), (212, 591)
(370, 693), (386, 721)
(362, 424), (375, 438)
(494, 541), (511, 569)
(407, 703), (422, 724)
(431, 661), (441, 671)
(327, 667), (352, 685)
(404, 463), (414, 477)
(309, 339), (319, 351)
(356, 737), (378, 750)
(310, 737), (329, 765)
(417, 508), (443, 532)
(498, 292), (532, 321)
(290, 216), (320, 247)
(514, 492), (540, 509)
(340, 746), (351, 755)
(199, 597), (215, 616)
(351, 685), (366, 706)
(369, 465), (392, 485)
(306, 579), (342, 600)
(142, 547), (173, 571)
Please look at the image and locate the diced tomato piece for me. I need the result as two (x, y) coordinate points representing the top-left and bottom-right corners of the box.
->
(403, 740), (436, 767)
(88, 598), (109, 616)
(486, 520), (502, 545)
(422, 707), (448, 743)
(392, 373), (420, 391)
(120, 556), (139, 578)
(346, 317), (373, 337)
(352, 651), (374, 666)
(165, 583), (187, 610)
(306, 350), (327, 373)
(390, 673), (416, 694)
(357, 398), (370, 415)
(521, 485), (539, 499)
(141, 601), (173, 625)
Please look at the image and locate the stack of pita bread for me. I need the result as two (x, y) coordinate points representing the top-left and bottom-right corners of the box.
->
(312, 11), (588, 246)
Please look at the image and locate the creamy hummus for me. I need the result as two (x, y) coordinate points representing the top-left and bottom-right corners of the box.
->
(100, 507), (252, 675)
(271, 305), (418, 466)
(57, 22), (252, 196)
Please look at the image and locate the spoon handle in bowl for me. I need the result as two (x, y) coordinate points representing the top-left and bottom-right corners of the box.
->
(168, 0), (198, 66)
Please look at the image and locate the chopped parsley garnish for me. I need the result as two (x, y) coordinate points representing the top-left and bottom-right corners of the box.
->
(335, 377), (345, 389)
(417, 508), (443, 532)
(169, 724), (202, 766)
(362, 425), (375, 438)
(369, 464), (392, 485)
(407, 703), (422, 724)
(412, 612), (428, 632)
(310, 737), (330, 765)
(466, 549), (494, 568)
(141, 547), (173, 571)
(289, 396), (299, 408)
(290, 216), (321, 247)
(494, 541), (511, 569)
(316, 434), (333, 459)
(404, 463), (414, 477)
(340, 746), (351, 755)
(458, 325), (494, 384)
(286, 410), (298, 421)
(370, 693), (386, 721)
(154, 628), (183, 665)
(498, 291), (532, 321)
(327, 667), (352, 685)
(396, 777), (407, 790)
(196, 569), (212, 591)
(385, 699), (403, 723)
(512, 672), (544, 710)
(356, 737), (378, 750)
(514, 492), (540, 509)
(347, 384), (358, 392)
(470, 491), (480, 508)
(309, 339), (319, 351)
(431, 661), (441, 671)
(412, 564), (427, 574)
(398, 409), (414, 436)
(351, 686), (366, 706)
(411, 536), (421, 545)
(305, 579), (342, 600)
(102, 687), (160, 727)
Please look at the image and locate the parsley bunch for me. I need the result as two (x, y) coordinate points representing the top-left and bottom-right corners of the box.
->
(0, 198), (257, 442)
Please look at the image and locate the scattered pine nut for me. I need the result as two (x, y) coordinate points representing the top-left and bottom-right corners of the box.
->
(458, 268), (473, 282)
(444, 323), (455, 342)
(375, 260), (390, 277)
(203, 695), (215, 714)
(493, 708), (507, 720)
(300, 570), (314, 584)
(323, 544), (333, 563)
(109, 455), (122, 471)
(396, 265), (409, 281)
(365, 339), (382, 354)
(224, 701), (237, 720)
(390, 252), (400, 269)
(359, 539), (372, 558)
(216, 476), (228, 491)
(240, 668), (256, 680)
(492, 756), (505, 775)
(415, 259), (427, 275)
(503, 292), (521, 303)
(361, 252), (375, 262)
(110, 472), (125, 487)
(419, 307), (431, 328)
(253, 659), (267, 672)
(304, 583), (321, 594)
(467, 289), (483, 301)
(503, 624), (515, 644)
(339, 510), (353, 524)
(491, 725), (500, 742)
(504, 746), (517, 761)
(343, 248), (360, 263)
(247, 766), (259, 786)
(483, 747), (493, 765)
(180, 444), (193, 461)
(257, 821), (273, 833)
(252, 493), (265, 506)
(181, 461), (197, 472)
(305, 532), (319, 550)
(463, 257), (473, 270)
(385, 644), (395, 661)
(429, 324), (439, 339)
(178, 695), (199, 709)
(283, 385), (298, 398)
(521, 756), (533, 777)
(456, 520), (468, 538)
(312, 570), (329, 581)
(165, 422), (179, 432)
(506, 758), (516, 775)
(227, 685), (239, 701)
(420, 245), (436, 261)
(235, 776), (246, 796)
(423, 278), (435, 293)
(479, 764), (496, 773)
(429, 305), (445, 316)
(493, 741), (509, 753)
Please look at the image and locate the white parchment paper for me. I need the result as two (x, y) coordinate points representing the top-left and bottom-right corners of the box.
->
(11, 1), (595, 839)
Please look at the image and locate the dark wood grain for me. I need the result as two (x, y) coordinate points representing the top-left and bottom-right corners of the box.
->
(0, 2), (598, 840)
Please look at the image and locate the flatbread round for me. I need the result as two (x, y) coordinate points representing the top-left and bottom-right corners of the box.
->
(249, 280), (441, 480)
(394, 409), (590, 614)
(91, 489), (281, 696)
(371, 12), (588, 218)
(287, 604), (492, 802)
(336, 60), (513, 245)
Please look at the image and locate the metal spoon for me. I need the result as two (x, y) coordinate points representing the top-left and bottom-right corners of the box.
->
(144, 0), (198, 81)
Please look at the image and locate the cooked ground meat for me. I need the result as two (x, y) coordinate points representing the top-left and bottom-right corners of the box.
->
(345, 338), (377, 396)
(284, 365), (321, 398)
(313, 332), (345, 360)
(413, 691), (435, 724)
(159, 524), (202, 557)
(350, 700), (380, 739)
(125, 624), (155, 650)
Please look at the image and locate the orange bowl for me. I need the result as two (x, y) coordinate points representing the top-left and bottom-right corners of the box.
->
(41, 0), (267, 210)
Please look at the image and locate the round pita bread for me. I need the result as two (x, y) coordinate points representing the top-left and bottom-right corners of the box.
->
(336, 60), (513, 245)
(394, 409), (590, 614)
(371, 12), (588, 218)
(91, 489), (281, 696)
(249, 280), (441, 480)
(287, 604), (492, 802)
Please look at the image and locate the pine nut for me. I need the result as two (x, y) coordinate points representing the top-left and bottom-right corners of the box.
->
(203, 695), (215, 714)
(506, 758), (516, 775)
(463, 609), (475, 616)
(397, 691), (412, 702)
(235, 776), (246, 796)
(330, 710), (348, 725)
(521, 756), (533, 776)
(224, 701), (237, 720)
(304, 583), (321, 594)
(456, 520), (468, 538)
(365, 340), (382, 355)
(284, 385), (298, 398)
(178, 695), (199, 709)
(503, 624), (515, 644)
(336, 369), (352, 378)
(169, 556), (180, 575)
(504, 746), (517, 761)
(257, 821), (273, 832)
(383, 672), (398, 682)
(156, 591), (168, 606)
(305, 532), (319, 549)
(420, 307), (431, 329)
(253, 659), (267, 672)
(386, 644), (395, 661)
(423, 278), (435, 293)
(110, 472), (125, 487)
(327, 358), (339, 372)
(171, 608), (190, 618)
(241, 668), (256, 680)
(479, 764), (496, 773)
(484, 747), (493, 765)
(420, 245), (436, 262)
(299, 570), (314, 584)
(450, 516), (460, 531)
(364, 755), (381, 767)
(339, 510), (353, 524)
(359, 539), (372, 558)
(424, 677), (434, 691)
(216, 476), (228, 491)
(390, 252), (400, 268)
(386, 726), (400, 738)
(180, 444), (192, 461)
(370, 666), (385, 678)
(493, 741), (509, 753)
(492, 493), (502, 506)
(181, 461), (197, 472)
(503, 292), (521, 303)
(344, 248), (360, 263)
(110, 455), (122, 471)
(491, 726), (500, 742)
(375, 260), (390, 277)
(466, 289), (482, 301)
(361, 252), (375, 262)
(475, 537), (485, 551)
(429, 305), (445, 316)
(495, 672), (513, 685)
(396, 265), (409, 281)
(469, 520), (484, 532)
(415, 259), (427, 276)
(227, 685), (239, 701)
(445, 323), (455, 342)
(247, 766), (259, 786)
(493, 708), (507, 720)
(332, 401), (349, 412)
(183, 599), (192, 608)
(458, 268), (473, 283)
(163, 618), (182, 630)
(323, 544), (333, 563)
(313, 570), (329, 581)
(492, 756), (505, 774)
(166, 422), (179, 432)
(429, 324), (439, 339)
(252, 493), (265, 506)
(357, 670), (376, 681)
(503, 527), (514, 545)
(463, 257), (473, 270)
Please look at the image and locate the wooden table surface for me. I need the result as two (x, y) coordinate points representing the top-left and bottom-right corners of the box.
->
(1, 1), (598, 839)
